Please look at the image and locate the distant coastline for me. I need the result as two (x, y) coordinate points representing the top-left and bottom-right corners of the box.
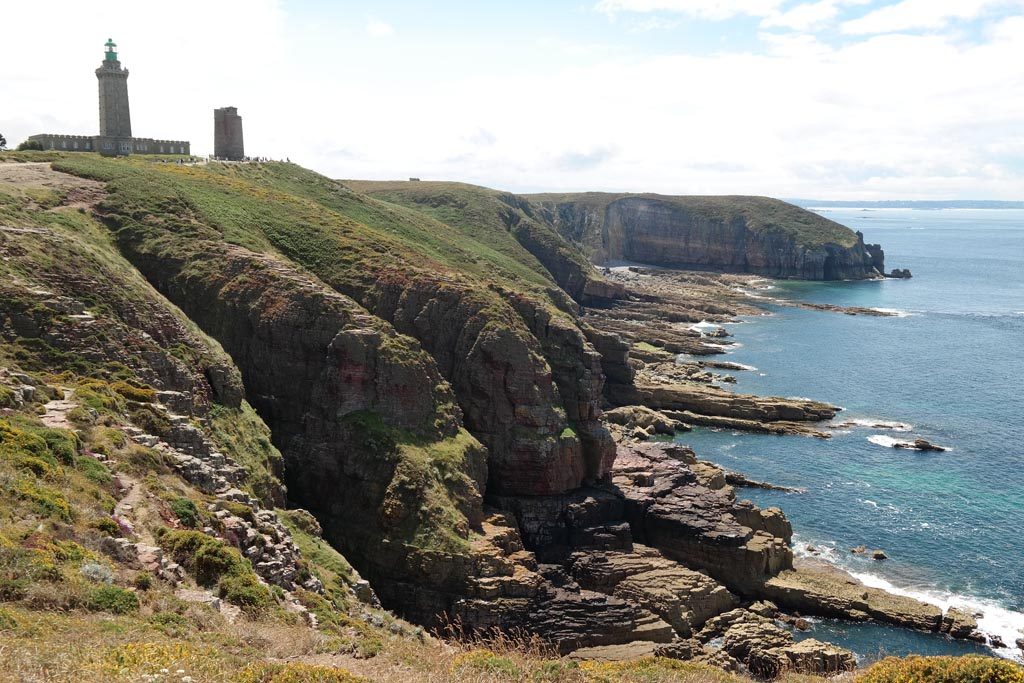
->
(789, 199), (1024, 210)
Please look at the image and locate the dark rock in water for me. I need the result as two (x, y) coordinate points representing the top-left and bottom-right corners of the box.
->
(794, 617), (812, 631)
(888, 268), (913, 279)
(872, 550), (888, 561)
(939, 607), (984, 642)
(851, 546), (867, 554)
(990, 634), (1007, 649)
(725, 471), (805, 493)
(893, 438), (948, 452)
(1015, 637), (1024, 651)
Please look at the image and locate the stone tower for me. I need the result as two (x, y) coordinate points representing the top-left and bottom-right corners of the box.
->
(95, 39), (132, 155)
(214, 107), (244, 160)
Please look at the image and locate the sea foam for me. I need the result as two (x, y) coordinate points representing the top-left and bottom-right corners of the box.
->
(844, 418), (913, 431)
(848, 571), (1024, 663)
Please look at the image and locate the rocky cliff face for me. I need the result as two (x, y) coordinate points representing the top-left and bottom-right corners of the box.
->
(532, 195), (886, 281)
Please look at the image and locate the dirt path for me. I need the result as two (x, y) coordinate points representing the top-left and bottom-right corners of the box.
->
(0, 161), (106, 211)
(40, 389), (76, 430)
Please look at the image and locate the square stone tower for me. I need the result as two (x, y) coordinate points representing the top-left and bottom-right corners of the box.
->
(95, 39), (132, 155)
(214, 107), (244, 160)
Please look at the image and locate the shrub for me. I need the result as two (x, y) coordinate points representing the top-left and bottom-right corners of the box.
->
(90, 516), (121, 535)
(130, 404), (172, 437)
(170, 497), (201, 528)
(217, 572), (272, 614)
(158, 530), (272, 613)
(0, 606), (17, 630)
(857, 656), (1024, 683)
(450, 649), (522, 679)
(148, 610), (189, 635)
(74, 381), (125, 413)
(75, 455), (112, 484)
(12, 477), (72, 521)
(0, 386), (17, 408)
(16, 140), (44, 151)
(80, 561), (114, 583)
(235, 662), (369, 683)
(134, 571), (153, 590)
(109, 380), (156, 403)
(85, 584), (139, 613)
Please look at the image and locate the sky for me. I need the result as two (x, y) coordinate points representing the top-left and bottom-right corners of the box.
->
(3, 0), (1023, 199)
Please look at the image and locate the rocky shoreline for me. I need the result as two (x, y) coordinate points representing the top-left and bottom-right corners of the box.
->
(536, 263), (997, 666)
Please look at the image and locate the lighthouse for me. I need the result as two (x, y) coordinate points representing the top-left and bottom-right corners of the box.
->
(95, 38), (133, 155)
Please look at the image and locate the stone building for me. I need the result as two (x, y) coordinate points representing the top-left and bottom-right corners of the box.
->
(213, 107), (244, 160)
(29, 39), (189, 156)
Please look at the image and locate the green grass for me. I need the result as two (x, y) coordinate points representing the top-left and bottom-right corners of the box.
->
(525, 192), (859, 249)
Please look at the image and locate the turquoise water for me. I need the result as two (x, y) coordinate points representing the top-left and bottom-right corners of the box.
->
(677, 209), (1024, 662)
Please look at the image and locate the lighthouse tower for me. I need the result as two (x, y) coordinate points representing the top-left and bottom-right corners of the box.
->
(95, 39), (133, 155)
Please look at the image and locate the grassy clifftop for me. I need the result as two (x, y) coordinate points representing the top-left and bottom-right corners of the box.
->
(525, 192), (860, 249)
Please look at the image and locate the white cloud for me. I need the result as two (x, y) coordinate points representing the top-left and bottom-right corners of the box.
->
(366, 18), (395, 38)
(762, 0), (872, 31)
(842, 0), (1024, 34)
(596, 0), (785, 21)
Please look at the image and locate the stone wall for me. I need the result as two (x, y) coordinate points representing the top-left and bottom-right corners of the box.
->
(28, 134), (190, 156)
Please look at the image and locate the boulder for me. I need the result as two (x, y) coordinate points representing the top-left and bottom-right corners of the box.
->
(614, 565), (739, 635)
(940, 608), (984, 642)
(604, 405), (683, 436)
(747, 638), (857, 678)
(872, 550), (888, 561)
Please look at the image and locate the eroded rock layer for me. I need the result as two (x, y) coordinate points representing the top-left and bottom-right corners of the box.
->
(531, 194), (886, 280)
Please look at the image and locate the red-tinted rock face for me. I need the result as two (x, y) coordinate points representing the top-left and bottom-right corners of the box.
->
(331, 272), (614, 497)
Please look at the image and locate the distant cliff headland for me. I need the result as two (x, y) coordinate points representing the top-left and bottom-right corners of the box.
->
(351, 183), (892, 281)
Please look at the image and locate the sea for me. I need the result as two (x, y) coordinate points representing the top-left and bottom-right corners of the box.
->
(676, 208), (1024, 663)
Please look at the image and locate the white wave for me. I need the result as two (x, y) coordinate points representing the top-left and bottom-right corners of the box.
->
(868, 435), (903, 448)
(701, 342), (736, 351)
(728, 362), (758, 371)
(872, 308), (913, 318)
(862, 499), (878, 508)
(849, 571), (1024, 662)
(842, 418), (913, 432)
(690, 320), (724, 334)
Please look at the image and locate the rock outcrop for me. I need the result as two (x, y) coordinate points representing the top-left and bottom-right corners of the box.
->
(762, 563), (944, 632)
(529, 194), (886, 280)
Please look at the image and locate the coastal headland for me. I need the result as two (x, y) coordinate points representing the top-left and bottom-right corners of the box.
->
(0, 154), (1013, 680)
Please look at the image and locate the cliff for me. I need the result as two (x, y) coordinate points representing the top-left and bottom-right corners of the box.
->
(527, 193), (886, 280)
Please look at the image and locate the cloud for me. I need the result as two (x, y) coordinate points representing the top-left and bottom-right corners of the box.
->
(595, 0), (784, 21)
(629, 16), (681, 31)
(366, 18), (395, 38)
(762, 0), (871, 31)
(842, 0), (1024, 35)
(555, 146), (619, 171)
(467, 129), (497, 146)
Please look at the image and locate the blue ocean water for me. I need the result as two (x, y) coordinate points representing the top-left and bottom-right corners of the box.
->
(677, 209), (1024, 662)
